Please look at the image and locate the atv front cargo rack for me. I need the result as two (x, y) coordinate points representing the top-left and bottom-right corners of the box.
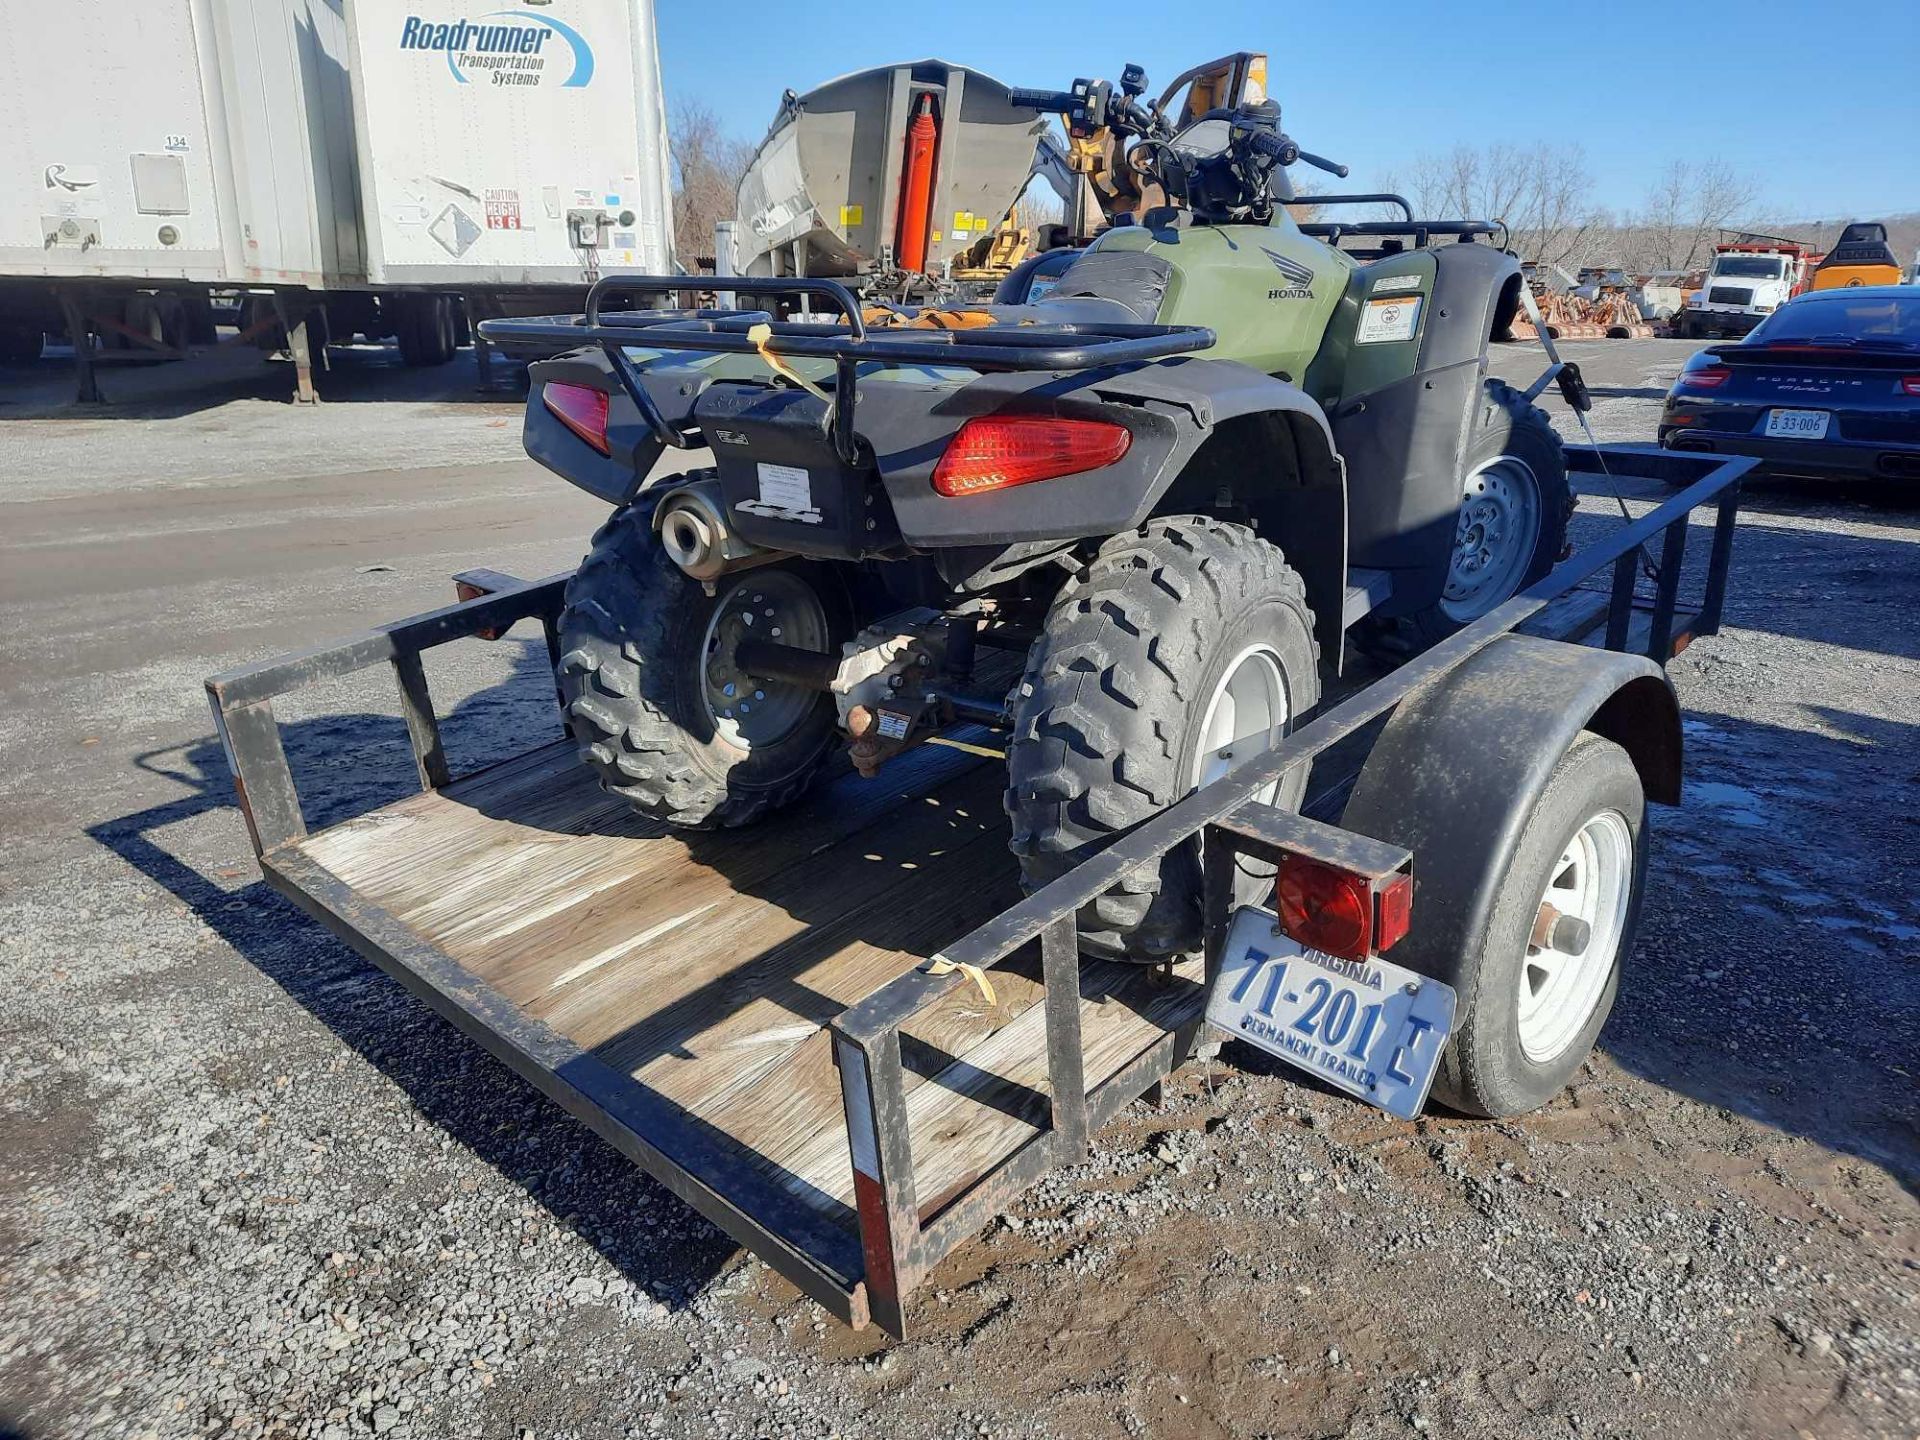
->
(206, 446), (1750, 1340)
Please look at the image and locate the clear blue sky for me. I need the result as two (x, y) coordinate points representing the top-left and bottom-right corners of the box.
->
(655, 0), (1915, 220)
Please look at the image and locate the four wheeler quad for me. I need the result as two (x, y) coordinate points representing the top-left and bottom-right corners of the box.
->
(484, 61), (1570, 965)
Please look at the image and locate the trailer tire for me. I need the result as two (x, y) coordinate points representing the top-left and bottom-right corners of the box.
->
(1007, 516), (1319, 960)
(1406, 379), (1570, 646)
(556, 499), (849, 829)
(1389, 732), (1647, 1117)
(393, 294), (457, 367)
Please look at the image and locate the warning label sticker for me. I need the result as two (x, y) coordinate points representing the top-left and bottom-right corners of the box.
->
(484, 189), (522, 229)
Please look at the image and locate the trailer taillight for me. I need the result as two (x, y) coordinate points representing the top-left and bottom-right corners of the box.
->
(1678, 366), (1730, 390)
(931, 416), (1131, 496)
(543, 383), (611, 455)
(1275, 855), (1413, 961)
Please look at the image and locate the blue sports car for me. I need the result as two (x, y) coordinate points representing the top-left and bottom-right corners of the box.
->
(1659, 286), (1920, 481)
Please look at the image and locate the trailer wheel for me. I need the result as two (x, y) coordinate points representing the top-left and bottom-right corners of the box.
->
(556, 499), (849, 829)
(1007, 516), (1320, 960)
(1412, 732), (1646, 1117)
(393, 294), (457, 367)
(1408, 380), (1570, 645)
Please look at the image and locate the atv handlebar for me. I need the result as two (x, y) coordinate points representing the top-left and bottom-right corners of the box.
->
(1241, 126), (1348, 178)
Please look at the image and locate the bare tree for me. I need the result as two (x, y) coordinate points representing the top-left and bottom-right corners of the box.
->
(1630, 159), (1755, 270)
(671, 100), (756, 266)
(1379, 143), (1604, 269)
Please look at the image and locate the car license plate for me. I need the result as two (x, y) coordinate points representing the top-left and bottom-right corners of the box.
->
(1764, 408), (1830, 440)
(1205, 906), (1457, 1120)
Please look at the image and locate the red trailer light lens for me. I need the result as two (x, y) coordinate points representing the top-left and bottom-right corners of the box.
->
(932, 416), (1131, 496)
(1678, 366), (1730, 389)
(1275, 855), (1374, 960)
(1274, 857), (1414, 960)
(543, 382), (611, 455)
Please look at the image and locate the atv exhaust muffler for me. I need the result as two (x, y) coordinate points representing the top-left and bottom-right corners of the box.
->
(654, 479), (779, 582)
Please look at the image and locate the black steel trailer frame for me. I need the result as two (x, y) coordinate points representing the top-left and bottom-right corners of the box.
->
(206, 444), (1748, 1340)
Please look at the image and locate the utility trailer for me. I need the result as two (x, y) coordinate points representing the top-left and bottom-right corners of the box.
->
(206, 445), (1746, 1340)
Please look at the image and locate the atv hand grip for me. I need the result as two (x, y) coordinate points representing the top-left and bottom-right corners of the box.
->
(1009, 87), (1081, 114)
(1297, 149), (1351, 179)
(1243, 129), (1297, 164)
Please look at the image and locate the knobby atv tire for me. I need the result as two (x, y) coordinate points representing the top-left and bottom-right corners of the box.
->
(555, 501), (846, 829)
(1407, 378), (1571, 647)
(1007, 517), (1320, 961)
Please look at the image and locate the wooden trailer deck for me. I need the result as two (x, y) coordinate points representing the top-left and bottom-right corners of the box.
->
(262, 728), (1208, 1324)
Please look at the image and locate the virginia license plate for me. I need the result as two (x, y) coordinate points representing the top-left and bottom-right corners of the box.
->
(1205, 906), (1457, 1120)
(1764, 408), (1830, 439)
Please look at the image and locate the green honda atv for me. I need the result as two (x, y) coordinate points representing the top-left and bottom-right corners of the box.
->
(483, 60), (1569, 962)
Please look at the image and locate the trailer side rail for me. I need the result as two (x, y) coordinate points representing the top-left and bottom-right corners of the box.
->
(827, 444), (1750, 1335)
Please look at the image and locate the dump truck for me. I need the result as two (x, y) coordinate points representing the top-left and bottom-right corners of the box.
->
(1680, 233), (1823, 338)
(210, 58), (1752, 1341)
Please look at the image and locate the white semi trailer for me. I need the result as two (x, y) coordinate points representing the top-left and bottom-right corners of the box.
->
(0, 0), (673, 400)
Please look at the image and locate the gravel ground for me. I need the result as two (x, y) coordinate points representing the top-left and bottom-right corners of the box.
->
(1, 338), (1915, 1440)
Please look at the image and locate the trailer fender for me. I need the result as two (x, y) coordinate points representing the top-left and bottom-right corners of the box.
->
(1339, 634), (1680, 1000)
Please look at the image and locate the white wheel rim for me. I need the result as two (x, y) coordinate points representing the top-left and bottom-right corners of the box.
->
(1191, 643), (1290, 802)
(1441, 455), (1542, 623)
(1516, 808), (1633, 1063)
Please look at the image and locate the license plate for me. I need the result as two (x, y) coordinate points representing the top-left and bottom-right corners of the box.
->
(1205, 906), (1457, 1120)
(1764, 408), (1830, 440)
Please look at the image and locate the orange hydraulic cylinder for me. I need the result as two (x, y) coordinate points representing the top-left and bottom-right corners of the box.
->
(895, 95), (938, 274)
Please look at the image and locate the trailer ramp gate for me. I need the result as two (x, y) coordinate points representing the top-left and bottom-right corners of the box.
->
(207, 446), (1747, 1339)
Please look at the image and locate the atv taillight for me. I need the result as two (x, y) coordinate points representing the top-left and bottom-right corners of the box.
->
(543, 382), (611, 455)
(931, 416), (1131, 497)
(1275, 855), (1414, 961)
(1678, 366), (1730, 389)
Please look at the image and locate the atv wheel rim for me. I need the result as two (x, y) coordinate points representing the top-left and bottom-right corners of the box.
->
(1441, 456), (1541, 623)
(1516, 808), (1633, 1063)
(700, 571), (828, 751)
(1191, 644), (1290, 802)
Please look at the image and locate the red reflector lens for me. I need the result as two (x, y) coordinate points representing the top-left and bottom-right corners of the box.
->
(543, 382), (611, 455)
(1374, 871), (1413, 954)
(1679, 366), (1730, 389)
(931, 415), (1131, 497)
(1901, 376), (1920, 397)
(1275, 855), (1373, 961)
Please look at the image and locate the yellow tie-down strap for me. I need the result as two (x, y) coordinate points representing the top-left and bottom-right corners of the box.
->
(745, 322), (832, 405)
(921, 953), (997, 1006)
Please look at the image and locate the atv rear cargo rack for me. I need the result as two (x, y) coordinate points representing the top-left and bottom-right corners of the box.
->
(479, 275), (1216, 461)
(206, 445), (1749, 1341)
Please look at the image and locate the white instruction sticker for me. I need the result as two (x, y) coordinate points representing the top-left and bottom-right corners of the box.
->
(755, 462), (814, 514)
(1371, 273), (1422, 294)
(1356, 295), (1423, 344)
